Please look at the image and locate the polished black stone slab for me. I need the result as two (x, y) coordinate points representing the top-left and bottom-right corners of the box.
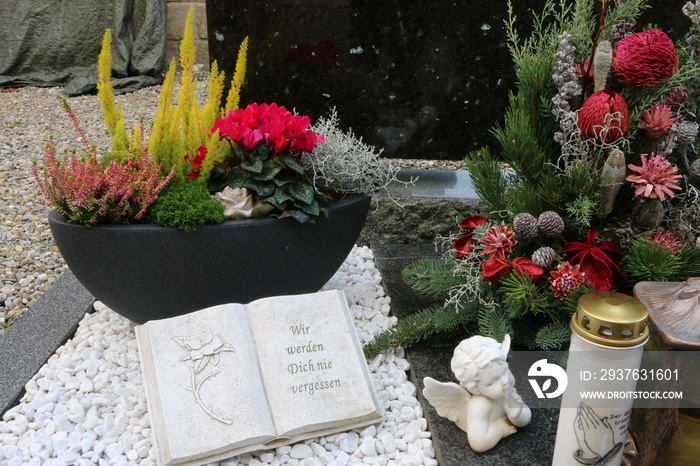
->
(206, 0), (688, 160)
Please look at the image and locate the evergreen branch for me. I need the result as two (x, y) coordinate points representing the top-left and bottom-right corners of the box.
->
(535, 321), (572, 350)
(363, 305), (446, 359)
(463, 147), (509, 213)
(402, 258), (463, 299)
(500, 273), (556, 318)
(477, 306), (513, 344)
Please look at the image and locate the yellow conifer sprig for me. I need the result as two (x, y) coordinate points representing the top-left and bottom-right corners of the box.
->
(96, 29), (129, 157)
(225, 36), (249, 114)
(148, 59), (177, 171)
(201, 61), (226, 129)
(176, 7), (197, 145)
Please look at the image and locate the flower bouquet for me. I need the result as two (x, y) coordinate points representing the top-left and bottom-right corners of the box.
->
(365, 0), (700, 357)
(32, 7), (398, 231)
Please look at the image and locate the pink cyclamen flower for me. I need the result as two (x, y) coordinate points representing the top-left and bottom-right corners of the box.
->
(626, 153), (683, 201)
(613, 29), (678, 87)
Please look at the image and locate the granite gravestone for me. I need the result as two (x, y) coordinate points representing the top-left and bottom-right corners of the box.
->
(206, 0), (688, 160)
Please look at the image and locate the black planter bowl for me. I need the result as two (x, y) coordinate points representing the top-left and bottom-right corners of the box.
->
(48, 194), (371, 323)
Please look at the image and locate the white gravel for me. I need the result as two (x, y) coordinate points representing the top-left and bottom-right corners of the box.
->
(0, 245), (437, 466)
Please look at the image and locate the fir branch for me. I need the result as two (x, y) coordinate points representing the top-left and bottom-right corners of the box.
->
(363, 304), (456, 359)
(477, 306), (513, 344)
(535, 321), (572, 350)
(402, 258), (463, 300)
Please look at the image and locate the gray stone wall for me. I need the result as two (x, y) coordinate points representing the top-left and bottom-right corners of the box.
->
(166, 0), (209, 68)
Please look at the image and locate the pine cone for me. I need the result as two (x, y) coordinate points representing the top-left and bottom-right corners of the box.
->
(675, 121), (699, 146)
(512, 213), (539, 240)
(537, 211), (565, 237)
(531, 247), (557, 269)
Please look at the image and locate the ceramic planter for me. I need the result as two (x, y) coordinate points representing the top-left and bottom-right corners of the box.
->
(48, 195), (371, 323)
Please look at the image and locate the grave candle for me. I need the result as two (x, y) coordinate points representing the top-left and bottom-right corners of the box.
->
(552, 291), (649, 466)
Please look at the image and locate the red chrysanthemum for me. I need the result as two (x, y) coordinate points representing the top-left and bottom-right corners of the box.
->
(482, 258), (512, 282)
(649, 230), (683, 254)
(625, 153), (683, 201)
(640, 102), (681, 140)
(549, 262), (586, 299)
(479, 223), (517, 260)
(562, 230), (625, 291)
(613, 29), (678, 87)
(512, 257), (544, 282)
(578, 90), (630, 144)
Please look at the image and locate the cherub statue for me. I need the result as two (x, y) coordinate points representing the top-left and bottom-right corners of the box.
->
(422, 334), (531, 452)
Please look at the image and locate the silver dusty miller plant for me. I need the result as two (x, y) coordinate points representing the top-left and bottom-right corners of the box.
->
(304, 109), (407, 200)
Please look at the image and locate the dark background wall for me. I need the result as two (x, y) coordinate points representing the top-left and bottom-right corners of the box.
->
(207, 0), (689, 160)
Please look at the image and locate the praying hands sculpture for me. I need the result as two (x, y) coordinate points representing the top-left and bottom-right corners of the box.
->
(422, 334), (531, 452)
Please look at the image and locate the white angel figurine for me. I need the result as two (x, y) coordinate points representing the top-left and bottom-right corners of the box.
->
(423, 334), (531, 452)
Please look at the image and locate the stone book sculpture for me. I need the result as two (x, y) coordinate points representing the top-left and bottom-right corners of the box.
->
(135, 290), (384, 466)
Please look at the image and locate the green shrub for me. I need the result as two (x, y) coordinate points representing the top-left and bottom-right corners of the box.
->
(148, 180), (225, 231)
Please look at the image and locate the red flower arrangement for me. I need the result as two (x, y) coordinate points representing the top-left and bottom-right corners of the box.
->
(577, 90), (630, 144)
(625, 152), (683, 201)
(212, 102), (324, 155)
(613, 29), (678, 87)
(562, 230), (625, 291)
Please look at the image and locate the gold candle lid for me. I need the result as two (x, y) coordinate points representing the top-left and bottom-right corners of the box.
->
(572, 291), (649, 347)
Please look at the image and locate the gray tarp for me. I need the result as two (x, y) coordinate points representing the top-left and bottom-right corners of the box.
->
(0, 0), (166, 95)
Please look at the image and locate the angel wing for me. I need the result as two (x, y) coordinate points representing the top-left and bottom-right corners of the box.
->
(423, 377), (471, 431)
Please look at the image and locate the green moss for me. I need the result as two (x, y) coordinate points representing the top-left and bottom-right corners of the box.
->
(148, 180), (225, 231)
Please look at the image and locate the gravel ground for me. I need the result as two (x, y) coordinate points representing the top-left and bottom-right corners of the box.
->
(0, 80), (465, 335)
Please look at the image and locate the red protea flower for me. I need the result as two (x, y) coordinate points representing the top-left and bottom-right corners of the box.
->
(613, 29), (678, 87)
(482, 258), (512, 282)
(578, 90), (630, 144)
(549, 262), (586, 299)
(640, 103), (681, 140)
(626, 153), (683, 201)
(649, 230), (683, 254)
(479, 223), (517, 260)
(454, 215), (488, 259)
(563, 230), (625, 291)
